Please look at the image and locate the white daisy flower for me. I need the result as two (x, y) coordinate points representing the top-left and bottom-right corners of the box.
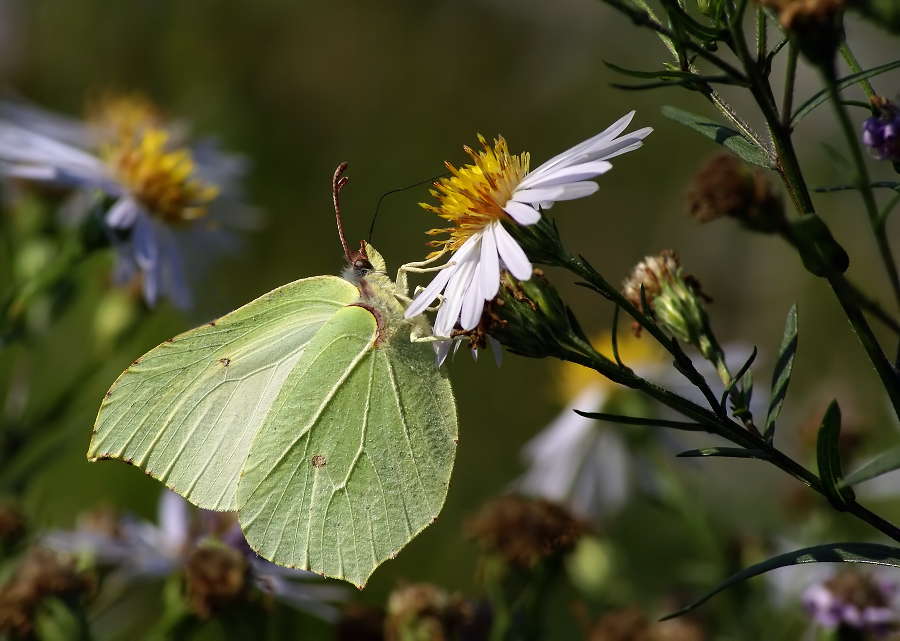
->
(0, 95), (253, 309)
(404, 111), (652, 360)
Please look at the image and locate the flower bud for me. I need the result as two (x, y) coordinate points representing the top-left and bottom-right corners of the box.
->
(756, 0), (843, 69)
(485, 268), (590, 362)
(862, 97), (900, 163)
(687, 152), (785, 234)
(621, 251), (717, 358)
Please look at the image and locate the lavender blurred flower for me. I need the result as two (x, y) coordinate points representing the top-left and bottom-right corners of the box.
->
(0, 94), (255, 308)
(862, 104), (900, 162)
(803, 571), (898, 637)
(45, 490), (347, 622)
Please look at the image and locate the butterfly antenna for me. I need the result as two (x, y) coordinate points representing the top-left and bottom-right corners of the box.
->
(368, 171), (450, 244)
(333, 162), (352, 262)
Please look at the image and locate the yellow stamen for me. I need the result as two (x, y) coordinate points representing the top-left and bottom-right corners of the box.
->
(104, 128), (218, 224)
(423, 135), (529, 257)
(87, 92), (162, 140)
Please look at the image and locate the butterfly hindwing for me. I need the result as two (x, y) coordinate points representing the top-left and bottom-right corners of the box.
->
(88, 275), (360, 511)
(236, 303), (457, 587)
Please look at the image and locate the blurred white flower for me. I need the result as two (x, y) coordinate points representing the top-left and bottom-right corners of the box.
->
(0, 94), (255, 308)
(404, 112), (652, 364)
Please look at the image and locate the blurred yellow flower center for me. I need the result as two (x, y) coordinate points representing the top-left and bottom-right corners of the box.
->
(558, 330), (665, 402)
(422, 135), (529, 256)
(104, 129), (218, 224)
(88, 92), (162, 140)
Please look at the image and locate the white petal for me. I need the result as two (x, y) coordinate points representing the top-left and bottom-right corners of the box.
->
(515, 160), (612, 189)
(132, 214), (159, 269)
(433, 339), (453, 367)
(105, 196), (142, 229)
(494, 223), (532, 281)
(511, 182), (599, 204)
(479, 223), (500, 299)
(488, 335), (503, 367)
(460, 261), (483, 330)
(434, 249), (479, 336)
(404, 261), (455, 319)
(502, 200), (541, 225)
(522, 111), (636, 182)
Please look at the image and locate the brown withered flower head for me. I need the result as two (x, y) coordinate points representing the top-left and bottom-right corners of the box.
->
(0, 547), (94, 637)
(184, 542), (249, 619)
(687, 152), (785, 234)
(589, 605), (706, 641)
(385, 582), (472, 641)
(756, 0), (843, 66)
(465, 495), (587, 567)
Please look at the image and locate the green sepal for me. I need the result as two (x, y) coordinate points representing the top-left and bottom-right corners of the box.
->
(764, 304), (798, 443)
(840, 444), (900, 488)
(787, 214), (850, 276)
(661, 105), (776, 169)
(816, 400), (856, 510)
(662, 542), (900, 620)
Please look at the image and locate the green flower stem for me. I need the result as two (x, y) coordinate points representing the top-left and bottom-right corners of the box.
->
(782, 43), (798, 128)
(599, 0), (748, 81)
(824, 70), (900, 308)
(756, 5), (767, 64)
(722, 3), (900, 423)
(839, 39), (876, 99)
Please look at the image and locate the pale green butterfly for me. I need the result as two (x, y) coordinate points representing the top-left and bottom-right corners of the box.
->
(88, 164), (458, 588)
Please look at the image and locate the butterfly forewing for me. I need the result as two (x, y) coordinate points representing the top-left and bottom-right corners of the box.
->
(88, 276), (360, 511)
(236, 304), (457, 587)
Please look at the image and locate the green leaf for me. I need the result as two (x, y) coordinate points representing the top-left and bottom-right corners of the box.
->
(790, 60), (900, 127)
(90, 243), (458, 588)
(841, 445), (900, 488)
(661, 105), (776, 169)
(613, 75), (743, 91)
(764, 304), (798, 443)
(603, 61), (681, 79)
(720, 346), (757, 410)
(816, 400), (856, 510)
(663, 542), (900, 620)
(676, 447), (770, 460)
(574, 410), (711, 432)
(821, 143), (858, 183)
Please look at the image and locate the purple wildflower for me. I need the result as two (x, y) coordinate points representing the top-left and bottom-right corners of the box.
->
(803, 572), (898, 637)
(862, 112), (900, 162)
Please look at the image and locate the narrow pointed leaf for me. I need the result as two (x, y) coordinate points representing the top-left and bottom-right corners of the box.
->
(720, 346), (757, 410)
(663, 542), (900, 620)
(841, 445), (900, 488)
(816, 400), (856, 510)
(676, 447), (770, 460)
(813, 182), (900, 194)
(612, 75), (745, 91)
(790, 60), (900, 127)
(661, 106), (776, 169)
(574, 410), (710, 432)
(764, 304), (798, 442)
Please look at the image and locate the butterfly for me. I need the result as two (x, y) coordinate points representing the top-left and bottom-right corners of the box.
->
(89, 163), (458, 588)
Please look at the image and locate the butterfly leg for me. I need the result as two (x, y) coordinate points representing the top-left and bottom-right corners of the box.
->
(394, 247), (450, 298)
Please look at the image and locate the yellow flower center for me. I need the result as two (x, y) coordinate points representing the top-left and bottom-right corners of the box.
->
(422, 135), (529, 256)
(557, 330), (665, 403)
(88, 92), (162, 140)
(104, 128), (218, 224)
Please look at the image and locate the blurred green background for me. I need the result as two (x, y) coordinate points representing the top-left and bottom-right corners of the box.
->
(4, 0), (900, 637)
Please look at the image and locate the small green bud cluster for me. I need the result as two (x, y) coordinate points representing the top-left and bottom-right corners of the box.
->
(621, 251), (717, 361)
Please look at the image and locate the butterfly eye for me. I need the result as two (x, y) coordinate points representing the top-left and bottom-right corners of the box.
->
(354, 258), (373, 277)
